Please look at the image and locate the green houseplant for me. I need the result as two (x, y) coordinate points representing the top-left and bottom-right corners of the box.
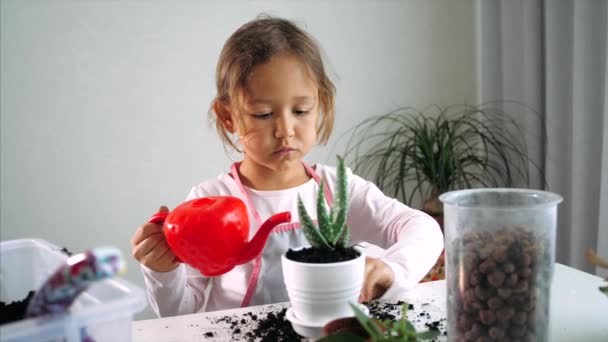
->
(586, 249), (608, 296)
(342, 103), (545, 217)
(319, 302), (439, 341)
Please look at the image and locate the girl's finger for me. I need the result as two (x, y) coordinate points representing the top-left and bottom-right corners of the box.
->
(143, 240), (171, 263)
(360, 271), (379, 302)
(132, 233), (163, 260)
(359, 260), (378, 302)
(131, 223), (163, 246)
(157, 244), (179, 266)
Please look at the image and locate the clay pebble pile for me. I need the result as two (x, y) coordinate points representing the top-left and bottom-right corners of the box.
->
(447, 226), (551, 342)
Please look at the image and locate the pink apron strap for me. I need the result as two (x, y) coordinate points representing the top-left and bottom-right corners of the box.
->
(230, 161), (332, 307)
(303, 162), (333, 207)
(230, 163), (263, 226)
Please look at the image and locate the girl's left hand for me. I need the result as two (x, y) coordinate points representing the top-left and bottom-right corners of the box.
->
(359, 257), (395, 302)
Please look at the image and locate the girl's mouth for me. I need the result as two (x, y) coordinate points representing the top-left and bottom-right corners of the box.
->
(275, 148), (296, 154)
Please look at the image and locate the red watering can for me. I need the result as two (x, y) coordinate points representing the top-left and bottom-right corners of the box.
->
(148, 196), (291, 276)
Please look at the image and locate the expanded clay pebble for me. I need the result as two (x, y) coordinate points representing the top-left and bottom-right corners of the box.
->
(448, 226), (552, 342)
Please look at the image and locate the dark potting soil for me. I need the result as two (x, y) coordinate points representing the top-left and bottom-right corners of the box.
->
(60, 247), (73, 256)
(285, 246), (360, 263)
(207, 308), (305, 341)
(365, 300), (414, 321)
(0, 291), (35, 325)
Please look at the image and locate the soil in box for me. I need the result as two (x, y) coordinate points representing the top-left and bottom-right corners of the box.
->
(0, 291), (35, 325)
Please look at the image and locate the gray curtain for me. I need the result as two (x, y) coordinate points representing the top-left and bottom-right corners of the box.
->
(477, 0), (608, 276)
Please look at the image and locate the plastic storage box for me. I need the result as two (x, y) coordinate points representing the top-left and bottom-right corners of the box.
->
(0, 239), (147, 342)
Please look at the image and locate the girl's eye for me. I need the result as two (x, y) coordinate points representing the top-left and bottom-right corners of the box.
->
(294, 109), (310, 115)
(252, 112), (272, 119)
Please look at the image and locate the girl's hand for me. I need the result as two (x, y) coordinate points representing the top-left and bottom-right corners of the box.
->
(359, 257), (395, 302)
(131, 206), (179, 273)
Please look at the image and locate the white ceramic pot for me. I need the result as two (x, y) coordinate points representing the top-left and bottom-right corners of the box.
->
(281, 247), (365, 326)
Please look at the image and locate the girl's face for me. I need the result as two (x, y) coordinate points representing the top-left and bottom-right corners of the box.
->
(234, 53), (319, 174)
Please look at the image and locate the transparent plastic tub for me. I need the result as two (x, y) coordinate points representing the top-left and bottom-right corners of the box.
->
(0, 239), (147, 342)
(440, 189), (562, 342)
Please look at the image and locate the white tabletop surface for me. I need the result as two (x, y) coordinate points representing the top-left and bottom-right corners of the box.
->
(132, 263), (607, 341)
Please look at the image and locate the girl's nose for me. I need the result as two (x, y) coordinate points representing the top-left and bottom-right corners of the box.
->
(274, 114), (295, 139)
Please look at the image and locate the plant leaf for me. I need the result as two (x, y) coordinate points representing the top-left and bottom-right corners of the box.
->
(331, 155), (348, 245)
(336, 224), (350, 248)
(297, 195), (330, 249)
(349, 303), (384, 338)
(416, 330), (440, 340)
(316, 179), (334, 246)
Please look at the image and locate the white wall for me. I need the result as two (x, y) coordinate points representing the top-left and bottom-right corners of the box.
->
(0, 0), (475, 319)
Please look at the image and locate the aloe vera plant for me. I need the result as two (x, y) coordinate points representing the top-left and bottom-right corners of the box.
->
(297, 155), (350, 250)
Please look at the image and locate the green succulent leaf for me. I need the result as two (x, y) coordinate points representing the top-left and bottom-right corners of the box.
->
(298, 195), (330, 249)
(336, 224), (350, 248)
(316, 179), (334, 247)
(330, 156), (348, 245)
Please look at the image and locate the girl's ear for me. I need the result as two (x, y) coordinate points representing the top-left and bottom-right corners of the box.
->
(213, 101), (236, 133)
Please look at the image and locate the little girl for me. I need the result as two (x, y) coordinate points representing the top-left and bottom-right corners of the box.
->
(131, 16), (443, 317)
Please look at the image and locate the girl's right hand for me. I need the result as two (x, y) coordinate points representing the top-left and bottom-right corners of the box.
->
(131, 206), (179, 273)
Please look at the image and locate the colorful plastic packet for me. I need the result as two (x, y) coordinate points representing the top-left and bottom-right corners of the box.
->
(25, 246), (126, 318)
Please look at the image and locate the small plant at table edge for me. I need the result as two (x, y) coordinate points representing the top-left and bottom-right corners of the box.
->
(297, 155), (350, 250)
(318, 302), (439, 342)
(586, 249), (608, 297)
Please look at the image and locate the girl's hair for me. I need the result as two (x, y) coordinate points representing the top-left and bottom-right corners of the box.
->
(210, 16), (336, 151)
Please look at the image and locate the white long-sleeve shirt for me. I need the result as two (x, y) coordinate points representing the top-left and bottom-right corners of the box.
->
(142, 163), (444, 317)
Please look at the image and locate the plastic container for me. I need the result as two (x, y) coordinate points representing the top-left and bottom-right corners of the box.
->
(440, 189), (562, 342)
(0, 239), (147, 342)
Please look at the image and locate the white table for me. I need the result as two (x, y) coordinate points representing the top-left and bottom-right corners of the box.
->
(132, 263), (608, 341)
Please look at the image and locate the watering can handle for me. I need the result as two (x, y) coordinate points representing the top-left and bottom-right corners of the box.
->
(148, 212), (169, 225)
(147, 212), (182, 263)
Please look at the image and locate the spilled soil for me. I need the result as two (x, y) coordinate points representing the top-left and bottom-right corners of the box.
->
(201, 301), (447, 341)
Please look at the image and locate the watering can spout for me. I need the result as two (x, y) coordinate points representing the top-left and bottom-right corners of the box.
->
(234, 211), (291, 265)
